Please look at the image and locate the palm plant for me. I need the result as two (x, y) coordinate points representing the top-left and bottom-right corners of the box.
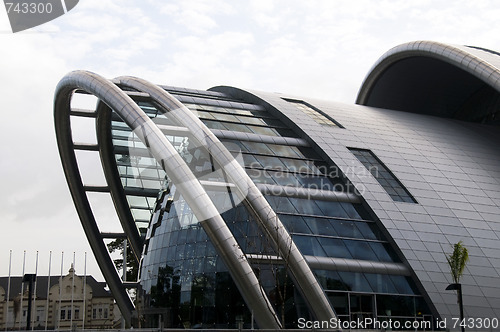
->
(446, 241), (469, 332)
(446, 241), (469, 284)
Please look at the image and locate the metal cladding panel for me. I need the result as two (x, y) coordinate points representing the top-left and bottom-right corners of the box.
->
(246, 89), (500, 326)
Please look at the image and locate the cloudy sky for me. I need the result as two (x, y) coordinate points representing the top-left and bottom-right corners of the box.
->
(1, 0), (500, 280)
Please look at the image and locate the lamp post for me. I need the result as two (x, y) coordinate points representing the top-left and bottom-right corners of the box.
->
(446, 283), (464, 332)
(23, 274), (37, 331)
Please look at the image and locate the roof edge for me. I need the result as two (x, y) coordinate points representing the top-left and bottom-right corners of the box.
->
(356, 40), (500, 105)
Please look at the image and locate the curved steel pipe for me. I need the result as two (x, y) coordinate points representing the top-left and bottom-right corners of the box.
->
(55, 71), (281, 329)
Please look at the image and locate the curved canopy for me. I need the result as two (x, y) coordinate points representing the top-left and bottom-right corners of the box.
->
(357, 41), (500, 124)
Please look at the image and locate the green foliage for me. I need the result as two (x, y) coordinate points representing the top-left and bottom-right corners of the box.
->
(446, 241), (469, 284)
(107, 238), (139, 282)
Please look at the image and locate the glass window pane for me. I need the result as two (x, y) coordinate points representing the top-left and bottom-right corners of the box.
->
(266, 196), (297, 213)
(318, 237), (351, 259)
(326, 293), (349, 316)
(390, 275), (416, 295)
(221, 140), (248, 152)
(281, 158), (310, 173)
(247, 168), (275, 184)
(242, 154), (261, 167)
(202, 120), (227, 130)
(338, 272), (373, 292)
(241, 141), (273, 155)
(270, 171), (301, 187)
(288, 197), (322, 216)
(349, 148), (417, 203)
(267, 144), (300, 158)
(223, 122), (253, 133)
(255, 155), (287, 171)
(344, 240), (378, 261)
(365, 273), (398, 294)
(248, 125), (278, 136)
(340, 203), (362, 219)
(304, 217), (337, 236)
(355, 222), (380, 240)
(314, 270), (349, 291)
(279, 214), (311, 234)
(331, 220), (363, 238)
(376, 295), (415, 317)
(369, 242), (399, 262)
(292, 235), (326, 256)
(210, 112), (239, 122)
(315, 201), (349, 218)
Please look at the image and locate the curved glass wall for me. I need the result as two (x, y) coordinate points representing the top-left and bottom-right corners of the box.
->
(132, 87), (433, 329)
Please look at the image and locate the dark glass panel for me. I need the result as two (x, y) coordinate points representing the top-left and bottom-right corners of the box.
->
(376, 295), (415, 317)
(267, 144), (301, 158)
(241, 141), (274, 155)
(340, 202), (362, 219)
(288, 197), (323, 215)
(355, 222), (380, 240)
(344, 240), (378, 261)
(281, 158), (312, 173)
(202, 119), (227, 130)
(338, 271), (373, 292)
(314, 270), (349, 291)
(246, 168), (275, 185)
(270, 171), (301, 187)
(242, 154), (261, 168)
(279, 214), (311, 234)
(390, 275), (417, 295)
(254, 155), (287, 171)
(221, 139), (248, 152)
(331, 220), (363, 238)
(303, 217), (337, 236)
(266, 196), (297, 213)
(369, 242), (399, 262)
(326, 292), (349, 316)
(292, 235), (326, 256)
(317, 237), (351, 259)
(222, 122), (254, 133)
(315, 201), (349, 218)
(364, 273), (398, 294)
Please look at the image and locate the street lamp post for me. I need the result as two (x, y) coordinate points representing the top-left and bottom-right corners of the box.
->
(23, 274), (37, 331)
(446, 283), (464, 332)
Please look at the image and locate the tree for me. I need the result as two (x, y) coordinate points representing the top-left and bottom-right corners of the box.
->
(446, 241), (469, 284)
(445, 241), (469, 332)
(107, 238), (139, 282)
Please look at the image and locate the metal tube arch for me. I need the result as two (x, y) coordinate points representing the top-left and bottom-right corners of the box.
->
(116, 76), (337, 322)
(54, 76), (135, 326)
(54, 70), (281, 329)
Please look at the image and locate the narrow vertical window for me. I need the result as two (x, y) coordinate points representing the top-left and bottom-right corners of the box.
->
(349, 148), (417, 203)
(283, 98), (344, 127)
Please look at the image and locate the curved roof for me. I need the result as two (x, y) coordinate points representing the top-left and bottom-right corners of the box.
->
(357, 41), (500, 123)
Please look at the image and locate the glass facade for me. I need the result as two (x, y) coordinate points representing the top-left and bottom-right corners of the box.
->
(126, 88), (432, 328)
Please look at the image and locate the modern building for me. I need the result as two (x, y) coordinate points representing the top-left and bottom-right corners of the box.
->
(0, 267), (115, 329)
(54, 41), (500, 330)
